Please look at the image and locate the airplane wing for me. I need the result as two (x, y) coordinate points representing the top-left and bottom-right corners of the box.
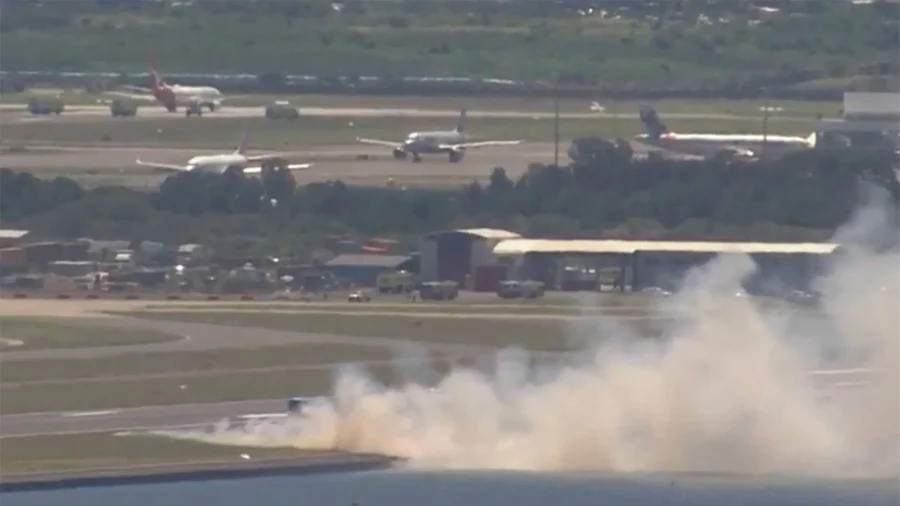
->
(105, 90), (159, 102)
(355, 137), (401, 148)
(136, 159), (189, 172)
(241, 163), (313, 174)
(442, 140), (523, 150)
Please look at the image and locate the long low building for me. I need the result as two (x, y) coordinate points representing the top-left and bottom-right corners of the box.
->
(491, 238), (840, 292)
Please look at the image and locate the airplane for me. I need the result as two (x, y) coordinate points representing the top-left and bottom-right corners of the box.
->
(111, 57), (224, 116)
(136, 130), (313, 175)
(634, 105), (818, 159)
(355, 108), (523, 163)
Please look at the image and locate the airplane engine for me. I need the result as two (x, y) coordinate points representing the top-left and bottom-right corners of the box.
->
(448, 149), (465, 163)
(392, 148), (408, 160)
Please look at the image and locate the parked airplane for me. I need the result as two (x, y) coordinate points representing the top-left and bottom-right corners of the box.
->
(355, 108), (523, 163)
(136, 130), (312, 174)
(634, 105), (817, 159)
(112, 57), (224, 116)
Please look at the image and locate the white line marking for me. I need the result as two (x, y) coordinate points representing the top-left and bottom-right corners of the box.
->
(63, 410), (120, 418)
(810, 368), (872, 376)
(236, 413), (290, 420)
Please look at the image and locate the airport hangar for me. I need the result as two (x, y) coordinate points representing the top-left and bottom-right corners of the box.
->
(417, 228), (839, 292)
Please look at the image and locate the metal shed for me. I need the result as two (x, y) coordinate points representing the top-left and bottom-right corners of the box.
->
(418, 228), (521, 288)
(323, 253), (414, 287)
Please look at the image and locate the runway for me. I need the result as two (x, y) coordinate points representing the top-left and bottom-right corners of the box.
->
(0, 103), (803, 122)
(1, 143), (575, 189)
(0, 399), (290, 438)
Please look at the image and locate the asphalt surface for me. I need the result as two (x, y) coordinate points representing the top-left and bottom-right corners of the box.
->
(0, 399), (290, 437)
(0, 103), (806, 122)
(0, 143), (569, 190)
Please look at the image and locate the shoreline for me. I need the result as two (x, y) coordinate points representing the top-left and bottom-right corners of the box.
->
(0, 453), (400, 493)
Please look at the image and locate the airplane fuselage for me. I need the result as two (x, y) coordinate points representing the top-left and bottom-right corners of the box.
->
(155, 85), (224, 112)
(184, 153), (248, 173)
(634, 132), (816, 158)
(400, 130), (468, 154)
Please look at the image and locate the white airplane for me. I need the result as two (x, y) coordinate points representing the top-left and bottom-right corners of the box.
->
(355, 108), (523, 163)
(634, 105), (817, 159)
(136, 130), (313, 174)
(110, 57), (224, 116)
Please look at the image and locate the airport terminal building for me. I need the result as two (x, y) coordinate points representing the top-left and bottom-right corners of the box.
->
(817, 92), (900, 151)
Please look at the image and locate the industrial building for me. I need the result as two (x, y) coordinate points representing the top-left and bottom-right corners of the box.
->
(323, 253), (416, 287)
(418, 228), (521, 289)
(817, 92), (900, 151)
(492, 239), (839, 292)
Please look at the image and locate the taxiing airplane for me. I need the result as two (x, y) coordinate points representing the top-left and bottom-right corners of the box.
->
(112, 57), (224, 115)
(634, 105), (817, 159)
(136, 130), (313, 174)
(355, 108), (523, 163)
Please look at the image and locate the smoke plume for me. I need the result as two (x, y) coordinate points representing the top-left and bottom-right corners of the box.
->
(157, 192), (899, 477)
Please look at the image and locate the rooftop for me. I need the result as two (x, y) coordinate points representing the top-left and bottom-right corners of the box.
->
(0, 229), (30, 240)
(423, 228), (522, 240)
(325, 254), (412, 268)
(493, 239), (839, 256)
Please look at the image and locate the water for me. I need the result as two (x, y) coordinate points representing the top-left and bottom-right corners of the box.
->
(2, 470), (898, 506)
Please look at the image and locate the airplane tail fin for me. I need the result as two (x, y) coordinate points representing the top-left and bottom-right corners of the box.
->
(148, 55), (165, 90)
(455, 107), (467, 133)
(234, 129), (249, 155)
(639, 104), (668, 139)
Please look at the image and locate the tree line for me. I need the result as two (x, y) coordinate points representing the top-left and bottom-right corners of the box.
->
(2, 139), (898, 257)
(1, 1), (896, 100)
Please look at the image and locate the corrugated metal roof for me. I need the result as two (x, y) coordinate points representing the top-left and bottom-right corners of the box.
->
(493, 239), (637, 255)
(325, 254), (411, 268)
(493, 239), (839, 256)
(0, 229), (30, 240)
(424, 228), (522, 240)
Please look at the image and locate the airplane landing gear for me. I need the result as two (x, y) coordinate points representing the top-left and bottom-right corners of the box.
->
(448, 150), (464, 163)
(393, 149), (408, 160)
(411, 153), (423, 163)
(207, 103), (217, 112)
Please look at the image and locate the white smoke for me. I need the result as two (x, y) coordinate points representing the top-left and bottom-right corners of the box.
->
(156, 192), (899, 477)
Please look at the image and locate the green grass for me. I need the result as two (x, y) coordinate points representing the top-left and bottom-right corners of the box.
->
(112, 311), (669, 352)
(0, 317), (181, 351)
(1, 343), (393, 383)
(0, 364), (412, 414)
(0, 115), (818, 150)
(0, 92), (842, 116)
(0, 432), (317, 476)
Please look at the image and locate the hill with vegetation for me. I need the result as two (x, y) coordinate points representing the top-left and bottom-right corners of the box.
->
(2, 140), (897, 256)
(1, 0), (897, 99)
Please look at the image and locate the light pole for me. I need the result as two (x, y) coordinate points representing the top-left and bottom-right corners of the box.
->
(553, 86), (560, 166)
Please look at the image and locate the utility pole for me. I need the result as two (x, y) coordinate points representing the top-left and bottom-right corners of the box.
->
(761, 89), (770, 158)
(553, 86), (560, 166)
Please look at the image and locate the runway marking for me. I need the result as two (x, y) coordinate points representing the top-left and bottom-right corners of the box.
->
(236, 413), (290, 420)
(63, 410), (120, 418)
(810, 368), (871, 376)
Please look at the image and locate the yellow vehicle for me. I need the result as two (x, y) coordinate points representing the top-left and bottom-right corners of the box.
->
(376, 270), (415, 294)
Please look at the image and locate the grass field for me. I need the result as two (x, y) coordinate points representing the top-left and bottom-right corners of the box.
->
(0, 92), (844, 117)
(1, 343), (393, 383)
(0, 115), (818, 150)
(0, 317), (181, 351)
(1, 365), (399, 414)
(112, 311), (669, 351)
(0, 432), (311, 475)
